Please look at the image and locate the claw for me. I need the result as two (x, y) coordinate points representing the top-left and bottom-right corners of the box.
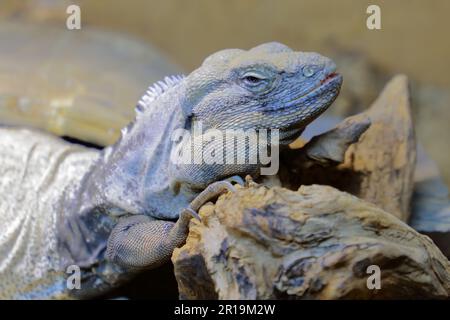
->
(221, 181), (237, 193)
(183, 207), (201, 222)
(189, 180), (237, 212)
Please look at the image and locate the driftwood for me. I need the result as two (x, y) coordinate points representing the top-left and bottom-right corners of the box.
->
(171, 75), (450, 299)
(172, 183), (450, 299)
(280, 75), (416, 222)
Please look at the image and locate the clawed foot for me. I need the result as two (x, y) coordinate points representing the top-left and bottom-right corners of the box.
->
(187, 178), (240, 217)
(181, 207), (201, 222)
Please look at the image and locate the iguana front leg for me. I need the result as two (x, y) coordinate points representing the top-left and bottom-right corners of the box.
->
(105, 180), (236, 269)
(105, 210), (197, 269)
(189, 180), (237, 211)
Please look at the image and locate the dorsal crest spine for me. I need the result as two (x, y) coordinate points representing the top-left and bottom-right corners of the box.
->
(136, 75), (185, 113)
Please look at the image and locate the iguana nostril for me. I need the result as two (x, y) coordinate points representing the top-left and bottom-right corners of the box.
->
(302, 65), (316, 77)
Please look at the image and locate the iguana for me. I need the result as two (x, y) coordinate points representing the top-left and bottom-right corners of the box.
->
(0, 42), (342, 299)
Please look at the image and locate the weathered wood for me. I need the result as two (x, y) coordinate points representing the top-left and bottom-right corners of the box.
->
(280, 75), (416, 222)
(172, 183), (450, 299)
(171, 75), (448, 300)
(303, 113), (370, 165)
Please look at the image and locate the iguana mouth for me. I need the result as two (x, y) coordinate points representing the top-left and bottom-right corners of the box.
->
(321, 72), (339, 85)
(307, 72), (342, 98)
(284, 71), (342, 109)
(274, 71), (342, 140)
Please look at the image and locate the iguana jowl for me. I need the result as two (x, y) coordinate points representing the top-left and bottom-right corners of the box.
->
(0, 42), (342, 298)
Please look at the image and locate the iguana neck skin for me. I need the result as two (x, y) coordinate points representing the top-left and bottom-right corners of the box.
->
(72, 81), (192, 219)
(58, 42), (342, 297)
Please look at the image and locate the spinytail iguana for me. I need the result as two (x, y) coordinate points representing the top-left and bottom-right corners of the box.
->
(0, 42), (342, 298)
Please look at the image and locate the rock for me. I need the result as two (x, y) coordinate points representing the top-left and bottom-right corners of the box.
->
(410, 145), (450, 233)
(172, 183), (450, 299)
(409, 144), (450, 258)
(288, 113), (450, 258)
(412, 84), (450, 196)
(0, 21), (180, 146)
(280, 75), (416, 222)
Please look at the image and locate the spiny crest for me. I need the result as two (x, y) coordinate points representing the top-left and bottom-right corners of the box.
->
(116, 75), (185, 143)
(136, 74), (185, 113)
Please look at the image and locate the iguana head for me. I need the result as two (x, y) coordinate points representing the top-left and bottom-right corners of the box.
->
(185, 42), (342, 143)
(98, 43), (344, 208)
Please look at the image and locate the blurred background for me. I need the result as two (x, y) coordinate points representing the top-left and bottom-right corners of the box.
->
(0, 0), (449, 183)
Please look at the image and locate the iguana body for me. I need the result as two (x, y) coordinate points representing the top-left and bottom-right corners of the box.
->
(0, 43), (342, 299)
(0, 128), (97, 299)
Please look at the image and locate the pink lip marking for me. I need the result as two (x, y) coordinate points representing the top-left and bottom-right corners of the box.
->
(321, 72), (338, 85)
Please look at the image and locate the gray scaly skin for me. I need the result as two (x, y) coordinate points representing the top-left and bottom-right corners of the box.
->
(0, 42), (342, 299)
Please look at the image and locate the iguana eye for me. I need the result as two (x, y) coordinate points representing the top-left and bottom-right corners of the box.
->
(240, 71), (273, 93)
(243, 75), (262, 84)
(242, 73), (265, 86)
